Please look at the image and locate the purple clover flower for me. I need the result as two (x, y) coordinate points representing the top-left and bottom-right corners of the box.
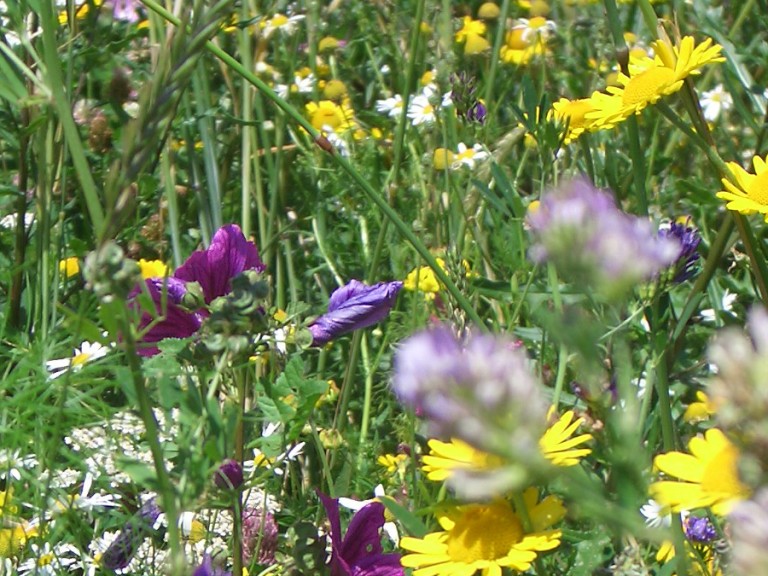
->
(527, 178), (682, 299)
(309, 280), (402, 346)
(684, 516), (717, 543)
(242, 507), (279, 566)
(658, 220), (701, 283)
(391, 327), (546, 458)
(112, 0), (143, 22)
(317, 491), (404, 576)
(129, 225), (265, 356)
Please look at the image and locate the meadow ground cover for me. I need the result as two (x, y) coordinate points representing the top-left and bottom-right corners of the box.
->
(2, 0), (768, 574)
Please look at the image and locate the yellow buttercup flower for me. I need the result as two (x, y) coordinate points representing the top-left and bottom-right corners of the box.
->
(400, 490), (564, 575)
(463, 33), (491, 55)
(455, 17), (486, 43)
(539, 409), (593, 466)
(683, 391), (718, 423)
(138, 259), (169, 280)
(650, 428), (750, 516)
(403, 258), (446, 296)
(59, 257), (80, 278)
(717, 154), (768, 221)
(586, 36), (724, 130)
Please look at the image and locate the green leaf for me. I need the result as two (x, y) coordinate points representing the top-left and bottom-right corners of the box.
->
(380, 497), (428, 538)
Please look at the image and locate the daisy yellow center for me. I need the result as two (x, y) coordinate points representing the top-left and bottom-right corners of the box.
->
(38, 552), (54, 567)
(622, 67), (676, 106)
(421, 104), (434, 116)
(506, 29), (528, 50)
(271, 14), (288, 27)
(447, 505), (523, 562)
(746, 171), (768, 205)
(702, 442), (745, 496)
(72, 352), (90, 366)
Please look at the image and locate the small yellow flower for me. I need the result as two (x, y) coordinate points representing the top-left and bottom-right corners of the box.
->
(378, 453), (408, 476)
(59, 257), (80, 278)
(323, 79), (348, 101)
(433, 148), (455, 170)
(650, 428), (750, 516)
(137, 259), (168, 280)
(403, 258), (446, 296)
(419, 21), (433, 35)
(0, 489), (16, 516)
(550, 96), (598, 144)
(455, 16), (486, 43)
(318, 36), (342, 52)
(683, 391), (718, 423)
(463, 33), (491, 55)
(0, 523), (35, 558)
(58, 0), (103, 24)
(400, 491), (564, 575)
(716, 153), (768, 221)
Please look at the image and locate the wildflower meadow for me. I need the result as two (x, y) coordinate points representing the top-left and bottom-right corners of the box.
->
(2, 0), (768, 574)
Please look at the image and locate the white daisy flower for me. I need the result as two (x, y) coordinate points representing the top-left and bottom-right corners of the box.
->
(260, 13), (305, 38)
(338, 484), (400, 546)
(56, 472), (119, 513)
(700, 289), (737, 323)
(18, 542), (79, 575)
(0, 213), (34, 230)
(513, 17), (556, 44)
(451, 142), (489, 170)
(45, 341), (110, 380)
(376, 94), (404, 118)
(0, 449), (37, 482)
(407, 93), (437, 126)
(639, 499), (671, 529)
(700, 84), (733, 122)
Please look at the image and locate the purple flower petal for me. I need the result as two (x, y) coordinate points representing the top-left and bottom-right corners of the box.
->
(175, 225), (265, 304)
(310, 280), (402, 346)
(130, 277), (203, 357)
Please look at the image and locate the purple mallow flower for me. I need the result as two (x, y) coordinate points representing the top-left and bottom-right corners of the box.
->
(129, 225), (265, 356)
(658, 220), (701, 283)
(309, 280), (402, 346)
(317, 491), (404, 576)
(527, 178), (682, 299)
(101, 497), (162, 571)
(391, 327), (546, 458)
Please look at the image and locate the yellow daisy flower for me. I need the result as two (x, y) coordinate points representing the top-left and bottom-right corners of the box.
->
(586, 36), (724, 130)
(550, 96), (598, 144)
(422, 438), (505, 481)
(649, 428), (750, 516)
(400, 490), (563, 575)
(305, 100), (356, 133)
(716, 154), (768, 221)
(683, 391), (718, 423)
(539, 409), (593, 466)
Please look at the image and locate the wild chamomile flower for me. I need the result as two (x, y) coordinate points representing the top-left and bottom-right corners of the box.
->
(640, 499), (672, 529)
(513, 16), (556, 44)
(56, 473), (120, 513)
(18, 542), (79, 576)
(650, 428), (750, 516)
(45, 341), (111, 380)
(717, 153), (768, 220)
(407, 91), (438, 126)
(499, 17), (552, 65)
(550, 96), (598, 144)
(305, 100), (356, 133)
(452, 143), (489, 169)
(586, 36), (725, 130)
(700, 84), (733, 122)
(259, 13), (305, 37)
(0, 450), (37, 482)
(376, 94), (404, 118)
(400, 490), (564, 575)
(432, 148), (455, 170)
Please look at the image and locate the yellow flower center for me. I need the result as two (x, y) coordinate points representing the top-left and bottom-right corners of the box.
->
(702, 442), (747, 497)
(447, 504), (523, 562)
(746, 171), (768, 205)
(506, 29), (528, 50)
(39, 552), (54, 567)
(271, 14), (288, 27)
(622, 67), (676, 106)
(72, 352), (90, 367)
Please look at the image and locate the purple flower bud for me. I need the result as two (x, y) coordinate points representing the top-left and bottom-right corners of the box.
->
(193, 554), (232, 576)
(214, 459), (244, 490)
(657, 220), (700, 283)
(467, 100), (487, 124)
(684, 516), (717, 543)
(309, 280), (402, 346)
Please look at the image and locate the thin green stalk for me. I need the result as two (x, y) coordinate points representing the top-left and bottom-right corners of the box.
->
(39, 0), (105, 238)
(483, 0), (511, 114)
(161, 149), (183, 267)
